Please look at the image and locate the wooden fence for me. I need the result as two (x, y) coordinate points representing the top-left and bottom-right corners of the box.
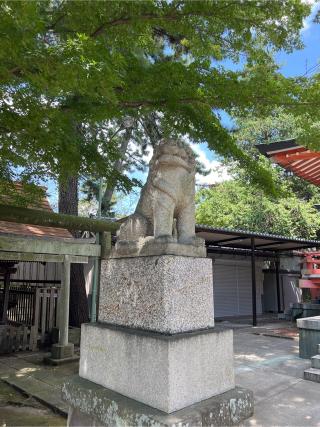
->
(0, 324), (37, 353)
(0, 283), (60, 353)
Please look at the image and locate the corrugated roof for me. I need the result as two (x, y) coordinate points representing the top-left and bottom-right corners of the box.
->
(195, 224), (320, 251)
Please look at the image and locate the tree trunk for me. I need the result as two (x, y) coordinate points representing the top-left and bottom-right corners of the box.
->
(58, 176), (89, 327)
(101, 127), (132, 215)
(100, 114), (162, 216)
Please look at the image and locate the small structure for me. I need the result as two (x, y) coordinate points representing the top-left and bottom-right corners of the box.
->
(0, 202), (115, 362)
(299, 251), (320, 298)
(63, 139), (254, 426)
(257, 139), (320, 381)
(0, 195), (72, 353)
(195, 225), (320, 325)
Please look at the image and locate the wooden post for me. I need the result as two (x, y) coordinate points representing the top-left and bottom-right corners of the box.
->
(91, 231), (111, 323)
(1, 271), (11, 324)
(59, 255), (71, 346)
(41, 289), (47, 343)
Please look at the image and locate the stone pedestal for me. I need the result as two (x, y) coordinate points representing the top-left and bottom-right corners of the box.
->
(297, 316), (320, 358)
(63, 255), (253, 424)
(79, 323), (234, 413)
(44, 343), (79, 366)
(99, 255), (214, 333)
(63, 376), (254, 427)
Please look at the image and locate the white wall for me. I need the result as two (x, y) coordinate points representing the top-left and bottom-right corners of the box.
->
(208, 255), (264, 318)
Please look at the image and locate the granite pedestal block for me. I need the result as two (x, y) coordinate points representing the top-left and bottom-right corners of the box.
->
(44, 343), (79, 366)
(99, 255), (214, 334)
(297, 316), (320, 358)
(63, 376), (254, 427)
(79, 323), (234, 413)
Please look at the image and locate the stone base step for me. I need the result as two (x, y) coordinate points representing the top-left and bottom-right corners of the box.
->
(311, 354), (320, 369)
(304, 367), (320, 382)
(63, 376), (254, 427)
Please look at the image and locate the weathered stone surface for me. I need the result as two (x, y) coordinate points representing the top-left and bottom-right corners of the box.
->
(99, 255), (214, 333)
(63, 375), (253, 427)
(297, 316), (320, 359)
(43, 343), (79, 366)
(304, 367), (320, 383)
(298, 328), (320, 359)
(51, 343), (74, 359)
(311, 354), (320, 369)
(114, 138), (205, 258)
(79, 323), (234, 413)
(113, 237), (206, 258)
(297, 315), (320, 330)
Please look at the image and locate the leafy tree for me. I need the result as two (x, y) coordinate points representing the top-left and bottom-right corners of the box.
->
(0, 0), (311, 203)
(196, 180), (320, 239)
(229, 108), (320, 202)
(80, 113), (210, 218)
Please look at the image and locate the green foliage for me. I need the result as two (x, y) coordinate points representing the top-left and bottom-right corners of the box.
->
(229, 108), (320, 201)
(0, 0), (311, 202)
(196, 180), (320, 239)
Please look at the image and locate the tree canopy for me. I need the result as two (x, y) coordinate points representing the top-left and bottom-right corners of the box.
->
(196, 180), (320, 239)
(0, 0), (312, 204)
(195, 108), (320, 239)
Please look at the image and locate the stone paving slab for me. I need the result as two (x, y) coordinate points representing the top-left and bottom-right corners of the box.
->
(236, 366), (302, 404)
(241, 376), (320, 426)
(1, 322), (320, 426)
(0, 380), (65, 427)
(0, 353), (76, 417)
(4, 374), (69, 416)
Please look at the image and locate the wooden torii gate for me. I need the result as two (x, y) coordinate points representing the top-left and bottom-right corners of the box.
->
(0, 204), (119, 362)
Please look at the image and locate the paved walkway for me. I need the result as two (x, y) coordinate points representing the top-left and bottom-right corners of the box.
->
(0, 351), (77, 417)
(232, 323), (320, 426)
(0, 322), (319, 426)
(0, 380), (65, 426)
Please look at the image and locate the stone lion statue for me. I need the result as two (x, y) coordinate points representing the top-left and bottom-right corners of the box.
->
(114, 138), (205, 257)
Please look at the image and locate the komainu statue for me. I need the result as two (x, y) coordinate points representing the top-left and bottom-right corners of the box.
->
(114, 138), (205, 257)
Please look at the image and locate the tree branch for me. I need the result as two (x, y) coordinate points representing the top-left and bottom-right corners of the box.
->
(89, 6), (253, 38)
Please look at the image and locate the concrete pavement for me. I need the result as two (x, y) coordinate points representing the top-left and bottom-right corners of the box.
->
(232, 324), (320, 426)
(0, 322), (319, 426)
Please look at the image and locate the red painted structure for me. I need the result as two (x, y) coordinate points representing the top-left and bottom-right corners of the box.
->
(257, 139), (320, 186)
(257, 139), (320, 296)
(299, 252), (320, 299)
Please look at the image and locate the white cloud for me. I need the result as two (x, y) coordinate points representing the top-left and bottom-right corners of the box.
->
(128, 139), (231, 187)
(190, 142), (231, 186)
(301, 1), (319, 33)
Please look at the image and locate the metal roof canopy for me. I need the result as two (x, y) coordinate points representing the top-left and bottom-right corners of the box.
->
(195, 225), (320, 327)
(195, 225), (320, 252)
(256, 138), (320, 187)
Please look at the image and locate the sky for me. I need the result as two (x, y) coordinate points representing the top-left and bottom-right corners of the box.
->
(47, 2), (320, 214)
(193, 0), (320, 187)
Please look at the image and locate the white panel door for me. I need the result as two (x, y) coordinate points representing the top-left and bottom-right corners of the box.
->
(213, 263), (238, 317)
(237, 265), (254, 316)
(213, 261), (263, 318)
